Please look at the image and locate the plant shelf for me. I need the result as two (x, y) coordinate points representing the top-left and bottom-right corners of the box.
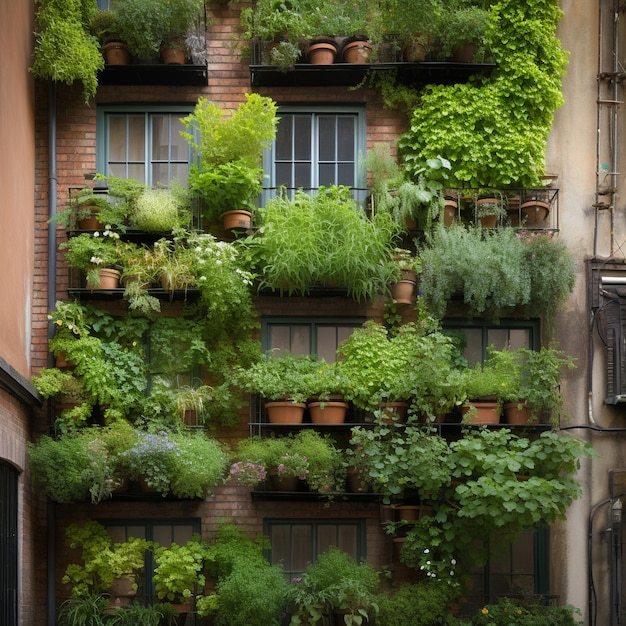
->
(99, 64), (208, 86)
(250, 61), (495, 88)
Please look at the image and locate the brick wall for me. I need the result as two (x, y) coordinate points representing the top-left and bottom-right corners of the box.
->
(32, 1), (416, 612)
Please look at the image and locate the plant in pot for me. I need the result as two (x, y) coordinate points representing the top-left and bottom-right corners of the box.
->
(236, 352), (321, 423)
(27, 426), (129, 504)
(31, 367), (91, 426)
(31, 0), (103, 103)
(60, 228), (124, 288)
(130, 187), (191, 233)
(244, 186), (399, 301)
(181, 94), (278, 231)
(302, 359), (351, 424)
(349, 424), (452, 504)
(153, 536), (208, 609)
(63, 520), (152, 601)
(234, 435), (309, 491)
(292, 429), (346, 495)
(472, 191), (507, 228)
(54, 187), (113, 231)
(90, 9), (129, 65)
(292, 547), (379, 626)
(173, 382), (215, 427)
(438, 5), (491, 62)
(114, 0), (206, 63)
(239, 0), (313, 71)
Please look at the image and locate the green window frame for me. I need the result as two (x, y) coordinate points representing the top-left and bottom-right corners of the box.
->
(264, 519), (367, 581)
(264, 107), (367, 203)
(261, 317), (364, 363)
(96, 105), (194, 186)
(442, 319), (539, 365)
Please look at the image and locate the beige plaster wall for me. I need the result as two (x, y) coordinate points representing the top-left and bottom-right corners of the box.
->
(0, 0), (35, 378)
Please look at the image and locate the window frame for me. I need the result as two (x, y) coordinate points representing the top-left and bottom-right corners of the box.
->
(261, 316), (365, 361)
(263, 518), (368, 580)
(263, 106), (367, 204)
(96, 105), (195, 186)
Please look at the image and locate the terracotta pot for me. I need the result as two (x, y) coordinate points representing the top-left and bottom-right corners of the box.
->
(475, 197), (502, 228)
(307, 38), (338, 64)
(77, 210), (104, 230)
(452, 43), (476, 63)
(55, 352), (73, 370)
(443, 198), (458, 226)
(520, 200), (550, 226)
(345, 467), (369, 493)
(503, 401), (530, 425)
(462, 401), (501, 424)
(394, 504), (433, 522)
(342, 39), (373, 63)
(87, 268), (120, 289)
(269, 473), (301, 491)
(402, 37), (427, 62)
(108, 575), (136, 599)
(265, 401), (306, 424)
(160, 44), (186, 65)
(103, 41), (130, 65)
(308, 400), (348, 424)
(378, 401), (409, 424)
(392, 279), (416, 305)
(222, 209), (252, 230)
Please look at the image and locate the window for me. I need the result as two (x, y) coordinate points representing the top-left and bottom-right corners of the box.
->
(97, 106), (193, 186)
(443, 320), (539, 365)
(0, 462), (18, 626)
(104, 519), (200, 602)
(264, 107), (367, 202)
(464, 529), (549, 614)
(262, 317), (364, 362)
(264, 519), (366, 580)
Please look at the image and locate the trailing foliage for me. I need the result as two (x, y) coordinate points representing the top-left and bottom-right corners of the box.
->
(399, 0), (568, 188)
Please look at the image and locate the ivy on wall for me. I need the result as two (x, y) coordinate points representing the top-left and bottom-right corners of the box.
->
(399, 0), (568, 188)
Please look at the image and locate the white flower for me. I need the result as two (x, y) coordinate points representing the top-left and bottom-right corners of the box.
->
(423, 549), (429, 554)
(199, 276), (207, 281)
(93, 231), (100, 237)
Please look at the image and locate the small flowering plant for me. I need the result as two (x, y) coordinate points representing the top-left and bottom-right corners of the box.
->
(228, 461), (267, 486)
(122, 431), (178, 495)
(276, 452), (309, 480)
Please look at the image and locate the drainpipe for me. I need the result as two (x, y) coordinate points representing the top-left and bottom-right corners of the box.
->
(611, 498), (623, 626)
(46, 79), (57, 626)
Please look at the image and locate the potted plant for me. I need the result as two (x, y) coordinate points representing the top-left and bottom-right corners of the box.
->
(291, 547), (379, 626)
(130, 187), (191, 233)
(349, 425), (452, 504)
(438, 5), (491, 62)
(28, 427), (126, 503)
(31, 0), (103, 102)
(62, 520), (152, 600)
(114, 0), (206, 63)
(472, 597), (583, 625)
(244, 186), (399, 301)
(181, 94), (278, 230)
(292, 429), (346, 495)
(237, 352), (322, 423)
(60, 229), (124, 288)
(54, 187), (112, 230)
(90, 9), (129, 65)
(303, 359), (351, 424)
(153, 536), (208, 608)
(173, 382), (215, 427)
(240, 0), (313, 70)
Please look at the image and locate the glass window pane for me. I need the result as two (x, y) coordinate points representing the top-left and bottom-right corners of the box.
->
(509, 329), (531, 349)
(290, 327), (310, 355)
(276, 163), (293, 189)
(294, 163), (311, 189)
(462, 329), (483, 365)
(318, 117), (336, 161)
(294, 116), (312, 161)
(108, 115), (128, 161)
(337, 525), (357, 558)
(108, 526), (127, 543)
(317, 525), (338, 555)
(169, 117), (187, 161)
(292, 526), (312, 573)
(276, 115), (294, 160)
(170, 163), (188, 186)
(152, 164), (170, 187)
(172, 525), (194, 545)
(128, 163), (145, 183)
(319, 163), (335, 187)
(337, 117), (355, 161)
(337, 327), (355, 346)
(109, 163), (127, 179)
(152, 525), (174, 546)
(152, 115), (170, 161)
(127, 115), (145, 162)
(270, 326), (291, 352)
(337, 163), (354, 187)
(270, 526), (291, 567)
(487, 329), (510, 350)
(316, 327), (340, 362)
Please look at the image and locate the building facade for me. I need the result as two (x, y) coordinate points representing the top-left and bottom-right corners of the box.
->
(8, 0), (626, 624)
